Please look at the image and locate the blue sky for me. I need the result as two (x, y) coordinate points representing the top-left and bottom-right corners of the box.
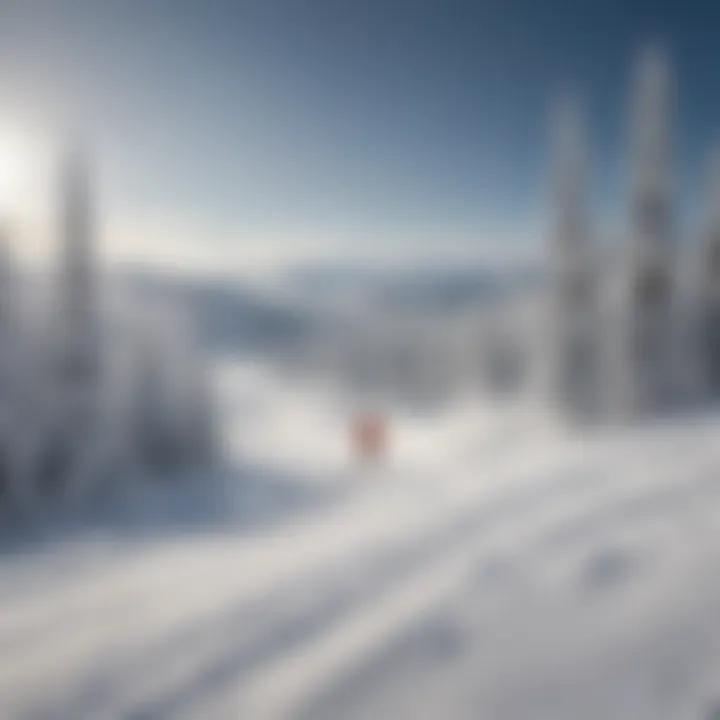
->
(0, 0), (718, 267)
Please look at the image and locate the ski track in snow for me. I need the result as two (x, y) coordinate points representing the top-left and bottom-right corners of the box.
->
(3, 362), (720, 718)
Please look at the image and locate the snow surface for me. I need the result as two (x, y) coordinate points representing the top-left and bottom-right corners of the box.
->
(4, 354), (720, 719)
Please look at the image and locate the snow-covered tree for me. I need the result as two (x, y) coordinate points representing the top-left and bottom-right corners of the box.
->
(36, 146), (103, 502)
(127, 297), (216, 476)
(0, 231), (37, 510)
(547, 97), (600, 420)
(695, 147), (720, 395)
(621, 45), (677, 415)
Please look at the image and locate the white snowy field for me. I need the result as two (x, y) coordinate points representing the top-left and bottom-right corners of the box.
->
(4, 356), (720, 719)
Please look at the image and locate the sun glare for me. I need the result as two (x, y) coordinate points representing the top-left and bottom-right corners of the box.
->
(0, 126), (48, 219)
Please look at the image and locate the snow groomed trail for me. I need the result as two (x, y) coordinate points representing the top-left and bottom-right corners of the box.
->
(3, 363), (720, 719)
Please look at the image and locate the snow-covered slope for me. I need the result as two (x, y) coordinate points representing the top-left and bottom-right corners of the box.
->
(3, 355), (720, 719)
